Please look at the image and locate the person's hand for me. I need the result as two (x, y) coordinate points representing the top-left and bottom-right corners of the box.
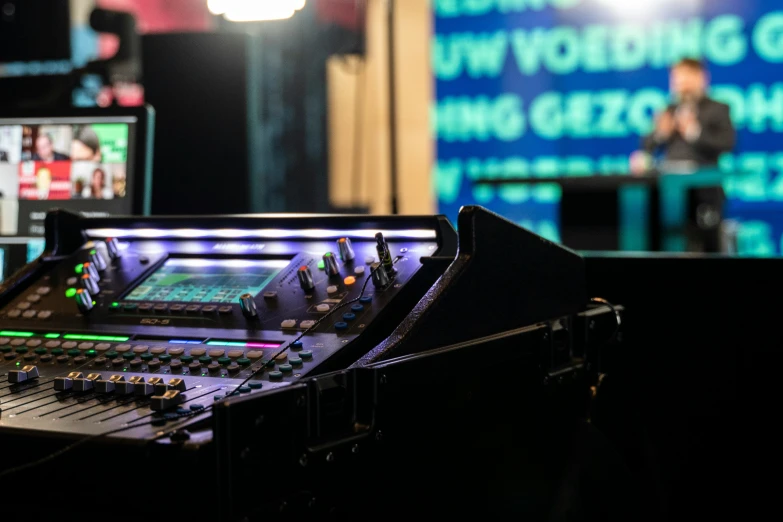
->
(675, 108), (700, 141)
(655, 111), (675, 141)
(629, 151), (651, 175)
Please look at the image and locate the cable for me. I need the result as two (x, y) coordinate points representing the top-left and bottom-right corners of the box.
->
(589, 297), (621, 344)
(0, 263), (387, 480)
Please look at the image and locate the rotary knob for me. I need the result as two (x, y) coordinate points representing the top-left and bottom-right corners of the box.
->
(297, 266), (315, 292)
(371, 262), (390, 289)
(337, 237), (355, 262)
(105, 237), (121, 260)
(80, 273), (99, 295)
(239, 293), (258, 319)
(75, 288), (94, 314)
(89, 248), (107, 271)
(323, 252), (340, 276)
(82, 261), (100, 281)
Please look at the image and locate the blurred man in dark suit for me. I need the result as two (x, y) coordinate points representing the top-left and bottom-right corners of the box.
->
(640, 58), (735, 168)
(0, 150), (8, 162)
(633, 58), (736, 253)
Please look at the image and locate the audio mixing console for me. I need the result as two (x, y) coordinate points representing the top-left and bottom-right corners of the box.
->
(0, 210), (456, 441)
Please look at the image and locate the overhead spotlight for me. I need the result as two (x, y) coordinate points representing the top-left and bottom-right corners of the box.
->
(207, 0), (306, 22)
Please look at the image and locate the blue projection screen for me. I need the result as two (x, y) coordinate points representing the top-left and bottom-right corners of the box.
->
(433, 0), (783, 255)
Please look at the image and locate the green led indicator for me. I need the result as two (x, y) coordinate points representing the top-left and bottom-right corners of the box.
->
(317, 260), (325, 270)
(44, 333), (60, 339)
(0, 331), (34, 337)
(65, 288), (77, 298)
(206, 341), (245, 347)
(324, 252), (331, 257)
(63, 334), (130, 342)
(90, 249), (96, 255)
(92, 301), (96, 306)
(75, 264), (84, 274)
(16, 361), (21, 366)
(111, 302), (120, 308)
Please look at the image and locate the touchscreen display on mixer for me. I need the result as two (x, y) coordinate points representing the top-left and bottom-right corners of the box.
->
(124, 258), (289, 304)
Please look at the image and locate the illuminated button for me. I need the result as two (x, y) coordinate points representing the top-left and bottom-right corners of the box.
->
(169, 304), (185, 313)
(274, 352), (287, 362)
(218, 306), (233, 315)
(37, 287), (52, 295)
(237, 357), (251, 366)
(281, 319), (297, 329)
(289, 357), (303, 367)
(22, 310), (37, 319)
(208, 349), (225, 358)
(114, 344), (132, 352)
(218, 357), (231, 366)
(198, 356), (212, 364)
(10, 339), (25, 346)
(342, 313), (356, 321)
(190, 348), (206, 357)
(326, 285), (338, 295)
(27, 294), (41, 303)
(334, 322), (349, 330)
(133, 345), (149, 353)
(354, 266), (365, 276)
(201, 305), (217, 313)
(300, 350), (313, 360)
(359, 296), (372, 303)
(343, 276), (356, 286)
(300, 320), (316, 329)
(150, 346), (167, 355)
(6, 310), (22, 318)
(268, 371), (283, 381)
(246, 351), (263, 359)
(45, 341), (61, 349)
(279, 364), (293, 373)
(227, 350), (244, 359)
(17, 302), (32, 310)
(140, 353), (154, 361)
(154, 304), (168, 313)
(138, 303), (153, 312)
(159, 354), (172, 362)
(78, 342), (94, 351)
(316, 304), (330, 313)
(25, 339), (42, 348)
(351, 304), (364, 312)
(95, 343), (111, 351)
(365, 255), (375, 264)
(168, 347), (185, 356)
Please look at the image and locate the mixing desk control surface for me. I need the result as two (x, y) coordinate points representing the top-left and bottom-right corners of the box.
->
(0, 212), (456, 440)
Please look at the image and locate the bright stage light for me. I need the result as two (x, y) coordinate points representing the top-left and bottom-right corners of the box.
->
(207, 0), (307, 22)
(593, 0), (701, 18)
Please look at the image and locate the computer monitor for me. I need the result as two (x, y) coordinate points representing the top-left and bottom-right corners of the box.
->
(0, 105), (154, 281)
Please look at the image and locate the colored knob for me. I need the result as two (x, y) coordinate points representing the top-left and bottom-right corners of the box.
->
(297, 266), (315, 292)
(82, 261), (100, 281)
(75, 288), (94, 314)
(105, 237), (121, 260)
(80, 274), (99, 296)
(337, 237), (355, 262)
(239, 293), (258, 319)
(323, 252), (340, 276)
(371, 262), (390, 289)
(89, 248), (107, 271)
